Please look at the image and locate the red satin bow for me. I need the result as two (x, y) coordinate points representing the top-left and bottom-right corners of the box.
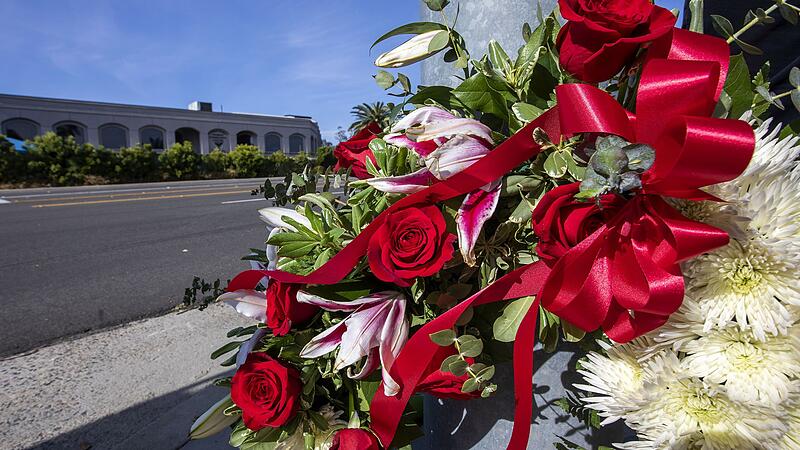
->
(226, 27), (755, 450)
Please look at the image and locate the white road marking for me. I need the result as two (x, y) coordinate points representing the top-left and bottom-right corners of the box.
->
(0, 179), (278, 200)
(0, 198), (10, 204)
(221, 198), (267, 204)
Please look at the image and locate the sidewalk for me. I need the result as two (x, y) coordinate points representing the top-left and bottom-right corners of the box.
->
(0, 304), (252, 450)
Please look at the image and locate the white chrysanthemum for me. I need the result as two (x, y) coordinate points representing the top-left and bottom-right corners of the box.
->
(733, 115), (800, 189)
(630, 376), (786, 450)
(651, 297), (710, 353)
(781, 389), (800, 450)
(575, 338), (660, 425)
(738, 168), (800, 257)
(680, 327), (800, 406)
(685, 238), (797, 340)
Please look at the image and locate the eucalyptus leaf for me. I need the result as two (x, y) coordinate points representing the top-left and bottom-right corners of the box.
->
(710, 14), (734, 37)
(449, 358), (469, 376)
(374, 70), (395, 90)
(734, 38), (763, 56)
(792, 90), (800, 113)
(493, 296), (536, 342)
(440, 354), (461, 374)
(780, 4), (799, 25)
(457, 335), (483, 358)
(476, 365), (496, 382)
(430, 329), (457, 346)
(791, 67), (800, 88)
(461, 378), (481, 393)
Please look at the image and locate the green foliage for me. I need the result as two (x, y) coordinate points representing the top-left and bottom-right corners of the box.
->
(115, 145), (159, 182)
(24, 132), (114, 185)
(349, 102), (391, 132)
(0, 136), (26, 184)
(203, 149), (230, 176)
(228, 145), (265, 178)
(158, 141), (201, 180)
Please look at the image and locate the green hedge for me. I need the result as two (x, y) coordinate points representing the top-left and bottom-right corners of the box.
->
(0, 133), (333, 187)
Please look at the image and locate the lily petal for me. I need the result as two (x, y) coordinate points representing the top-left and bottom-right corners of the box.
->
(415, 118), (494, 144)
(457, 182), (501, 267)
(296, 290), (393, 312)
(258, 207), (311, 231)
(218, 290), (267, 322)
(349, 347), (380, 379)
(379, 298), (409, 396)
(384, 133), (440, 157)
(300, 319), (348, 358)
(390, 106), (456, 133)
(236, 328), (267, 367)
(365, 168), (437, 194)
(334, 303), (391, 370)
(424, 135), (492, 180)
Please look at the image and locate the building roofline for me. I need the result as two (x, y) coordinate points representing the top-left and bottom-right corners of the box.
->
(0, 93), (318, 125)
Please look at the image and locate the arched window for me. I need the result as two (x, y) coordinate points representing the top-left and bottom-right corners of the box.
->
(140, 126), (165, 150)
(175, 127), (201, 153)
(2, 118), (40, 141)
(265, 132), (282, 152)
(208, 129), (230, 152)
(289, 134), (305, 154)
(99, 124), (128, 149)
(54, 121), (87, 145)
(236, 131), (256, 146)
(310, 136), (317, 149)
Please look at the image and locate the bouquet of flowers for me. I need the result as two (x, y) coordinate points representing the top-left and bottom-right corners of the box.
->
(186, 1), (800, 448)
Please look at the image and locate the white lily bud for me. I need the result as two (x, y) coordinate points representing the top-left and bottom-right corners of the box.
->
(375, 30), (448, 68)
(188, 395), (238, 440)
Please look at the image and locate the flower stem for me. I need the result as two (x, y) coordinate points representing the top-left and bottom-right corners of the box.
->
(727, 4), (779, 44)
(772, 90), (794, 100)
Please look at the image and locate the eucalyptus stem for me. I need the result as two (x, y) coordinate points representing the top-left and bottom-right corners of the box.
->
(727, 4), (779, 44)
(453, 338), (479, 379)
(772, 90), (794, 100)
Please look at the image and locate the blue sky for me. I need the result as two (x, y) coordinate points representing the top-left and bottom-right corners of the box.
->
(2, 0), (685, 143)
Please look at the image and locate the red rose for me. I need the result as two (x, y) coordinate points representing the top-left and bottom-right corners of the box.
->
(265, 280), (317, 336)
(230, 353), (302, 431)
(531, 183), (624, 266)
(416, 347), (481, 400)
(557, 0), (676, 83)
(334, 122), (382, 179)
(329, 428), (381, 450)
(367, 204), (456, 287)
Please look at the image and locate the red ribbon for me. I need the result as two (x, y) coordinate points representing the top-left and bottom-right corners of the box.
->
(226, 28), (755, 450)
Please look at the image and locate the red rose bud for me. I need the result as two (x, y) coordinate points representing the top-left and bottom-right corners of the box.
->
(334, 122), (383, 179)
(329, 428), (381, 450)
(367, 204), (456, 287)
(230, 353), (302, 431)
(265, 280), (317, 336)
(531, 183), (624, 266)
(556, 0), (676, 83)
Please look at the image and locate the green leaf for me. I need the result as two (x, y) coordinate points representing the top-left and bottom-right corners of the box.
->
(780, 3), (799, 25)
(543, 150), (571, 178)
(488, 39), (512, 74)
(423, 0), (449, 11)
(791, 67), (800, 88)
(512, 102), (544, 124)
(371, 22), (448, 50)
(622, 144), (655, 173)
(723, 54), (753, 119)
(493, 296), (536, 342)
(453, 73), (512, 119)
(461, 378), (481, 393)
(448, 358), (469, 376)
(427, 30), (451, 53)
(211, 341), (243, 360)
(780, 119), (800, 139)
(374, 70), (395, 90)
(522, 22), (532, 41)
(408, 85), (461, 109)
(457, 335), (483, 358)
(475, 365), (496, 382)
(429, 329), (457, 346)
(710, 14), (734, 37)
(481, 383), (498, 398)
(792, 90), (800, 113)
(397, 73), (412, 93)
(734, 38), (763, 56)
(440, 354), (461, 374)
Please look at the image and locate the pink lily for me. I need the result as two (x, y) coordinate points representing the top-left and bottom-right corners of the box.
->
(367, 107), (501, 266)
(297, 291), (408, 396)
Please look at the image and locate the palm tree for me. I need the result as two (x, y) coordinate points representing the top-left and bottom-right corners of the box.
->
(349, 102), (390, 133)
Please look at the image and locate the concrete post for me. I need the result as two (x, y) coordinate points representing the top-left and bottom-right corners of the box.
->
(415, 1), (630, 449)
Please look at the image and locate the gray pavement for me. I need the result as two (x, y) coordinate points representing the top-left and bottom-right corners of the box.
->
(0, 302), (250, 450)
(0, 178), (272, 356)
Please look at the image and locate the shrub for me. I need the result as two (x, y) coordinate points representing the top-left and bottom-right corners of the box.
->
(228, 145), (265, 178)
(159, 141), (201, 180)
(116, 145), (159, 182)
(25, 132), (115, 185)
(267, 151), (292, 176)
(0, 135), (27, 184)
(203, 149), (230, 177)
(315, 145), (337, 170)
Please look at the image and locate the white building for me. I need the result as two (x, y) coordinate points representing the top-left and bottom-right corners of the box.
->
(0, 93), (321, 155)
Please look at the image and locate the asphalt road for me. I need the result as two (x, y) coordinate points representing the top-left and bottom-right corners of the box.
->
(0, 178), (279, 357)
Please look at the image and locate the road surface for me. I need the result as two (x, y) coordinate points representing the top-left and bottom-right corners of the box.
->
(0, 178), (277, 356)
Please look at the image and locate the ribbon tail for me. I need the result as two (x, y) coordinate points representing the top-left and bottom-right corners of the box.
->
(508, 295), (541, 450)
